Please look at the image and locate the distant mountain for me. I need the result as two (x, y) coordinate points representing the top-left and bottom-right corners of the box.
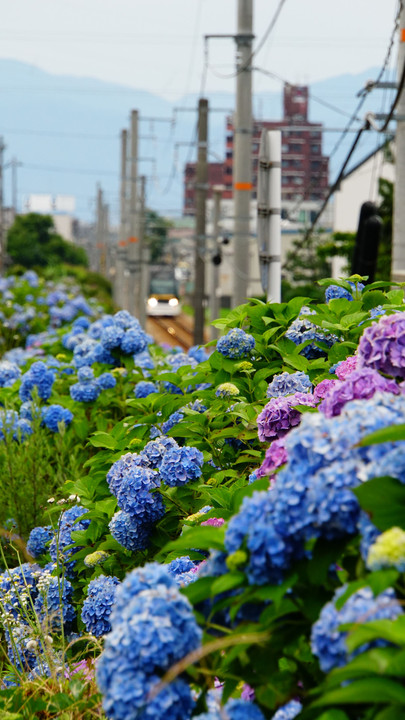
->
(0, 60), (394, 223)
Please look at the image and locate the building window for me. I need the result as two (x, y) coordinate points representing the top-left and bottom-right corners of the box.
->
(282, 144), (289, 153)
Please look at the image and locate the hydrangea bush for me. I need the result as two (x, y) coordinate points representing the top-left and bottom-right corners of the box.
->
(2, 271), (405, 718)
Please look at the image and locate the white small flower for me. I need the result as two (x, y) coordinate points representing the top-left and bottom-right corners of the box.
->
(57, 498), (67, 505)
(47, 497), (55, 504)
(26, 639), (38, 651)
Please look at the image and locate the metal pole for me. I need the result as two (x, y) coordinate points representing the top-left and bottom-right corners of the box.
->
(209, 185), (224, 340)
(193, 98), (208, 345)
(138, 176), (148, 329)
(232, 0), (253, 306)
(96, 185), (104, 275)
(115, 129), (128, 308)
(392, 3), (405, 281)
(128, 109), (140, 317)
(268, 131), (281, 302)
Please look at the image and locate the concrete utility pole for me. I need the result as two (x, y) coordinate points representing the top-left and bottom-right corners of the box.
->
(127, 110), (140, 318)
(0, 138), (5, 274)
(96, 185), (104, 275)
(115, 129), (128, 309)
(232, 0), (253, 307)
(193, 98), (208, 346)
(392, 3), (405, 281)
(257, 130), (281, 302)
(138, 175), (149, 329)
(209, 185), (224, 340)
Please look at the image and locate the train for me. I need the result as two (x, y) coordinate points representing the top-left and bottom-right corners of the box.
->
(146, 264), (181, 317)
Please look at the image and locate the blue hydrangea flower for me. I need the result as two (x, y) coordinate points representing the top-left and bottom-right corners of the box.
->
(134, 381), (158, 398)
(96, 563), (201, 720)
(100, 325), (125, 350)
(324, 284), (354, 302)
(133, 350), (155, 370)
(194, 699), (266, 720)
(115, 466), (165, 525)
(41, 405), (73, 433)
(35, 575), (75, 630)
(285, 309), (337, 359)
(121, 327), (148, 355)
(0, 361), (21, 388)
(106, 452), (147, 495)
(160, 446), (204, 486)
(142, 437), (179, 469)
(109, 510), (152, 551)
(188, 345), (208, 363)
(81, 575), (121, 636)
(27, 526), (53, 557)
(77, 366), (95, 382)
(270, 700), (302, 720)
(217, 328), (255, 359)
(266, 371), (313, 398)
(162, 411), (184, 434)
(49, 505), (90, 571)
(97, 372), (117, 390)
(70, 381), (101, 403)
(19, 361), (55, 402)
(311, 586), (403, 673)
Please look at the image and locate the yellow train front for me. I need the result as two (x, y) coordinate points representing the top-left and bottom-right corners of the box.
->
(146, 266), (181, 317)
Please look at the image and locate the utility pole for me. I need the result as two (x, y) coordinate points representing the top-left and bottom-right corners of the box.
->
(96, 185), (104, 275)
(138, 176), (149, 329)
(392, 3), (405, 281)
(257, 130), (281, 302)
(127, 110), (140, 318)
(233, 0), (253, 307)
(0, 138), (4, 274)
(115, 129), (128, 309)
(209, 185), (224, 340)
(193, 98), (208, 346)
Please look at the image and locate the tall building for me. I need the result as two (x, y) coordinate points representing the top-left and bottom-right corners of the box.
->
(183, 84), (329, 215)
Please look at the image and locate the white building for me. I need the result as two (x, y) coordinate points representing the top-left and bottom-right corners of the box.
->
(24, 194), (77, 242)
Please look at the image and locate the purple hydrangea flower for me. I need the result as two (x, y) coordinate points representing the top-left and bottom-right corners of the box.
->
(313, 378), (338, 401)
(257, 392), (317, 442)
(266, 371), (312, 398)
(319, 368), (399, 417)
(258, 437), (288, 479)
(335, 354), (358, 380)
(358, 312), (405, 378)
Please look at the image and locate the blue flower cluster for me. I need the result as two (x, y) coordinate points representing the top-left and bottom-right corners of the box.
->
(324, 284), (354, 302)
(70, 365), (101, 403)
(160, 446), (204, 486)
(0, 360), (21, 388)
(266, 371), (312, 398)
(35, 575), (75, 630)
(100, 310), (148, 355)
(96, 563), (202, 720)
(19, 361), (55, 402)
(168, 556), (197, 586)
(27, 525), (53, 557)
(81, 575), (121, 636)
(195, 699), (265, 720)
(217, 328), (255, 359)
(285, 308), (337, 359)
(41, 404), (73, 432)
(134, 380), (159, 398)
(228, 392), (405, 585)
(270, 700), (302, 720)
(0, 410), (32, 442)
(311, 586), (403, 672)
(49, 505), (90, 571)
(97, 372), (117, 390)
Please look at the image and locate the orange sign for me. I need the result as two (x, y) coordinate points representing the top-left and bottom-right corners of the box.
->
(401, 28), (405, 42)
(128, 236), (139, 244)
(118, 240), (127, 247)
(234, 182), (253, 191)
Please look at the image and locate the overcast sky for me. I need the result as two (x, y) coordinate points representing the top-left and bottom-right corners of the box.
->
(0, 0), (400, 99)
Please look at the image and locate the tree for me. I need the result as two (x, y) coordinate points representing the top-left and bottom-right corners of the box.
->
(145, 210), (173, 264)
(6, 213), (88, 269)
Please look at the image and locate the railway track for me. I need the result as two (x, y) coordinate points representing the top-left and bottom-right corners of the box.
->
(146, 315), (195, 351)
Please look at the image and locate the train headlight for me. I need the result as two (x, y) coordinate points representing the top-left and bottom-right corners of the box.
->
(168, 298), (179, 307)
(148, 297), (158, 307)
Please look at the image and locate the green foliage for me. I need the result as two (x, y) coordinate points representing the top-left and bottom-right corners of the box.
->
(6, 214), (88, 269)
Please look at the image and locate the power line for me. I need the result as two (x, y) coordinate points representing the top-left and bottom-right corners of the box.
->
(205, 0), (288, 81)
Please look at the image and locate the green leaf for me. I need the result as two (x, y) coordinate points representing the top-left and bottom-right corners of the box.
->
(386, 289), (404, 304)
(357, 424), (405, 446)
(345, 616), (405, 653)
(353, 476), (405, 531)
(361, 290), (388, 310)
(182, 576), (214, 604)
(312, 677), (405, 706)
(88, 431), (117, 449)
(335, 569), (399, 610)
(211, 571), (246, 596)
(157, 525), (226, 558)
